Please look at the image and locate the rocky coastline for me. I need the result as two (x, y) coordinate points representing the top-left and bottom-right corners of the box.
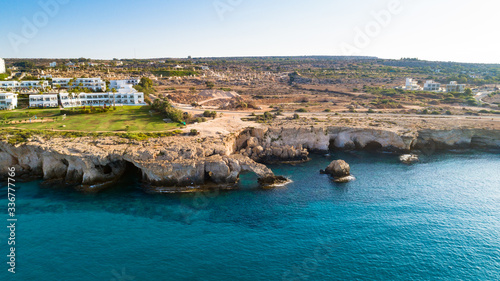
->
(1, 125), (499, 193)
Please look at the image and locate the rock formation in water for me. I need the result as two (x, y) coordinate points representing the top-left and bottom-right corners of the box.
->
(321, 159), (355, 183)
(399, 154), (419, 164)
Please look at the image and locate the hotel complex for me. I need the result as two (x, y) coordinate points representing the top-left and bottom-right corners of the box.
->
(0, 77), (146, 110)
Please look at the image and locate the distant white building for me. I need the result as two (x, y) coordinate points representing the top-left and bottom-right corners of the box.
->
(404, 78), (422, 91)
(109, 78), (140, 90)
(446, 81), (466, 93)
(424, 80), (442, 92)
(0, 92), (18, 110)
(29, 94), (59, 108)
(0, 58), (5, 74)
(52, 78), (106, 92)
(49, 62), (57, 67)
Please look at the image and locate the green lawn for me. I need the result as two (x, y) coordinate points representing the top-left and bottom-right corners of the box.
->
(1, 106), (181, 132)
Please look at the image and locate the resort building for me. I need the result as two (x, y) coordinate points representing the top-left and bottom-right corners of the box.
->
(75, 89), (145, 107)
(446, 81), (466, 93)
(0, 81), (20, 90)
(424, 80), (442, 92)
(0, 92), (18, 110)
(19, 80), (49, 89)
(52, 78), (106, 92)
(109, 78), (140, 90)
(59, 92), (82, 108)
(29, 94), (59, 108)
(60, 86), (145, 108)
(0, 58), (5, 74)
(49, 62), (57, 67)
(404, 78), (422, 91)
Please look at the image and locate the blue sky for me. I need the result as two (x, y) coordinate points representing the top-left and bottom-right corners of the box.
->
(1, 0), (499, 63)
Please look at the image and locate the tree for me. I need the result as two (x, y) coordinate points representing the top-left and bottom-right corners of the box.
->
(205, 81), (215, 89)
(464, 88), (472, 95)
(139, 77), (153, 89)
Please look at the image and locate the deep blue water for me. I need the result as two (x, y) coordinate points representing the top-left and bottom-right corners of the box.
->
(1, 151), (500, 281)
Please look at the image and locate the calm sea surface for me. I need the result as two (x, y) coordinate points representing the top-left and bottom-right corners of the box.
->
(1, 151), (499, 280)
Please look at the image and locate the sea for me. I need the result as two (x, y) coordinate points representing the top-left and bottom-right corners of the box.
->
(1, 151), (499, 281)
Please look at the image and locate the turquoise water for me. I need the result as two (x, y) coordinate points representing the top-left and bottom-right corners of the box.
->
(1, 151), (500, 281)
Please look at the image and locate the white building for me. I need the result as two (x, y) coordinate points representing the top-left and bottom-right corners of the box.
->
(424, 80), (442, 92)
(0, 81), (20, 90)
(59, 92), (82, 108)
(52, 78), (106, 92)
(0, 93), (18, 110)
(446, 81), (466, 93)
(29, 94), (59, 108)
(19, 80), (49, 89)
(0, 58), (5, 74)
(404, 78), (422, 91)
(49, 62), (57, 67)
(60, 86), (145, 108)
(109, 78), (140, 90)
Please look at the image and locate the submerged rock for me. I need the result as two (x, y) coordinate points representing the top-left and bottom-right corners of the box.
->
(321, 159), (354, 183)
(258, 175), (290, 188)
(400, 154), (419, 164)
(334, 175), (356, 183)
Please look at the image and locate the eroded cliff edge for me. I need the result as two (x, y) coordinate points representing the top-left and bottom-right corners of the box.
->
(1, 125), (499, 192)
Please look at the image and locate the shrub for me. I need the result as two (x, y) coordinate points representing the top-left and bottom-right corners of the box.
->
(296, 108), (308, 112)
(203, 110), (217, 118)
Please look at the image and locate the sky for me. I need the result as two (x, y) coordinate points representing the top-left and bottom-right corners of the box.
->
(1, 0), (499, 63)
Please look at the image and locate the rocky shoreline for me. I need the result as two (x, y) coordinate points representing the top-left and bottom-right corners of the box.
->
(1, 125), (499, 193)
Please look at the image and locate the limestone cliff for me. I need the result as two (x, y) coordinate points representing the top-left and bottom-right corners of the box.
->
(0, 125), (499, 192)
(233, 126), (500, 157)
(0, 135), (273, 192)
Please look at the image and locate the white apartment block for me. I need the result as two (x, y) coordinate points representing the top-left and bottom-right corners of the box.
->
(0, 80), (49, 90)
(0, 58), (5, 74)
(19, 80), (49, 89)
(0, 81), (20, 90)
(52, 78), (106, 91)
(0, 93), (18, 110)
(29, 94), (59, 108)
(109, 78), (140, 90)
(60, 87), (145, 108)
(77, 90), (145, 107)
(59, 92), (82, 108)
(49, 62), (57, 67)
(424, 80), (442, 92)
(446, 81), (466, 93)
(404, 78), (422, 91)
